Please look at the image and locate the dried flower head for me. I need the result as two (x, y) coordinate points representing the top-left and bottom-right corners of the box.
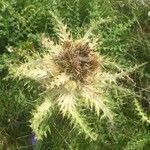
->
(53, 41), (101, 83)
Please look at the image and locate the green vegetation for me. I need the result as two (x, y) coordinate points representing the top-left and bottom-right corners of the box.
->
(0, 0), (150, 149)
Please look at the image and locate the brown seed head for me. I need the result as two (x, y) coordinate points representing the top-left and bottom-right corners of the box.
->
(53, 41), (101, 82)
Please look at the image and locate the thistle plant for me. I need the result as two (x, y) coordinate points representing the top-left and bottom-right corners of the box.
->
(9, 12), (144, 141)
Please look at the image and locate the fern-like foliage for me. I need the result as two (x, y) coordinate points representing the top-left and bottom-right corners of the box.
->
(124, 132), (150, 150)
(8, 12), (144, 141)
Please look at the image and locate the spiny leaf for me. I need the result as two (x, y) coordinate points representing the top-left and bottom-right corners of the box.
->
(82, 85), (114, 125)
(134, 99), (150, 124)
(30, 99), (54, 140)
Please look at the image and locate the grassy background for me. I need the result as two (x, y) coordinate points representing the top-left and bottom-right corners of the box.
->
(0, 0), (150, 149)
